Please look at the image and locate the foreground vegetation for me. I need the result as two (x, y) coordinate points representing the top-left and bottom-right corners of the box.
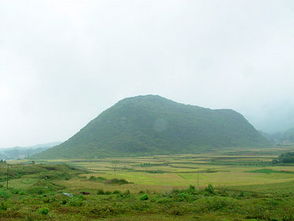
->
(1, 147), (294, 220)
(2, 181), (294, 221)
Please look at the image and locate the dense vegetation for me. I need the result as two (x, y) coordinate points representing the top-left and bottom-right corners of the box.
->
(0, 161), (84, 185)
(2, 183), (294, 221)
(273, 152), (294, 164)
(2, 160), (294, 221)
(34, 95), (269, 159)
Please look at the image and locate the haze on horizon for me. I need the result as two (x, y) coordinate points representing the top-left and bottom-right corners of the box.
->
(0, 0), (293, 148)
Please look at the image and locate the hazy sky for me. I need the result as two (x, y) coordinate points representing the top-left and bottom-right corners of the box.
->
(0, 0), (293, 147)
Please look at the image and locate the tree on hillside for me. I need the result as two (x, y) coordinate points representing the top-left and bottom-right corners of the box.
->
(273, 152), (294, 164)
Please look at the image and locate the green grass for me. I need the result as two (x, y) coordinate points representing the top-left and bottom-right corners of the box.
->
(247, 168), (294, 174)
(1, 149), (294, 220)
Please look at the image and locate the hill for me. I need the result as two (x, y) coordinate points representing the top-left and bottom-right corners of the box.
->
(282, 128), (294, 143)
(271, 128), (294, 145)
(34, 95), (269, 159)
(0, 142), (61, 160)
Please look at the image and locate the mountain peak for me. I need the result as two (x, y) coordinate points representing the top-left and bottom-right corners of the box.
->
(34, 95), (269, 159)
(118, 94), (172, 104)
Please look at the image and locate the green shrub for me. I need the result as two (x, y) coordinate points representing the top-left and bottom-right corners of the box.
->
(177, 192), (191, 202)
(117, 190), (131, 198)
(89, 206), (120, 217)
(188, 185), (196, 192)
(38, 208), (49, 215)
(27, 180), (62, 195)
(61, 199), (67, 205)
(166, 186), (199, 202)
(0, 189), (11, 199)
(89, 176), (106, 182)
(140, 194), (149, 201)
(245, 204), (273, 220)
(27, 187), (45, 195)
(89, 176), (96, 181)
(197, 196), (237, 212)
(113, 190), (122, 194)
(171, 189), (180, 194)
(0, 202), (7, 211)
(11, 188), (20, 194)
(105, 178), (130, 185)
(97, 189), (105, 195)
(39, 171), (72, 180)
(97, 189), (117, 195)
(124, 190), (130, 195)
(205, 184), (215, 194)
(69, 196), (84, 206)
(155, 197), (172, 204)
(282, 214), (294, 221)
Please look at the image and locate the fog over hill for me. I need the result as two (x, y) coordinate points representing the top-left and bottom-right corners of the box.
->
(0, 1), (293, 147)
(34, 95), (269, 159)
(0, 142), (61, 160)
(266, 128), (294, 145)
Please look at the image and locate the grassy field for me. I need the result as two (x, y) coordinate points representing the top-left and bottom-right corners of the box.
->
(1, 146), (294, 220)
(47, 147), (294, 192)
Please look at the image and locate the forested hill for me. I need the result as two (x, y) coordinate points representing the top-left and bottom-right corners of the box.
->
(34, 95), (269, 159)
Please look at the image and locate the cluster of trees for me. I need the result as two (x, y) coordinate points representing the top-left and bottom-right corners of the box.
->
(273, 152), (294, 164)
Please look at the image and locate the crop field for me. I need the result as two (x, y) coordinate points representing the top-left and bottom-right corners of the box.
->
(1, 146), (294, 220)
(48, 147), (294, 193)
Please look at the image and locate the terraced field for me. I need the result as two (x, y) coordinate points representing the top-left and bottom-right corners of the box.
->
(44, 147), (294, 192)
(2, 146), (294, 220)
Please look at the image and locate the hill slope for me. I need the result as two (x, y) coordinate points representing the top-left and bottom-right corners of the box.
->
(282, 128), (294, 143)
(273, 128), (294, 145)
(34, 95), (269, 159)
(0, 142), (61, 160)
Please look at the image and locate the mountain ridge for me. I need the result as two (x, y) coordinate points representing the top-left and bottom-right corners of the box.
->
(33, 95), (269, 159)
(0, 142), (61, 160)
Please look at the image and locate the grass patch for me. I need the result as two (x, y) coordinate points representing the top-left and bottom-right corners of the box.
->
(2, 151), (294, 220)
(247, 169), (294, 174)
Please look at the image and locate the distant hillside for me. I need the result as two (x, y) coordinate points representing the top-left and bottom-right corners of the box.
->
(0, 142), (61, 160)
(272, 128), (294, 145)
(283, 128), (294, 143)
(34, 95), (269, 159)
